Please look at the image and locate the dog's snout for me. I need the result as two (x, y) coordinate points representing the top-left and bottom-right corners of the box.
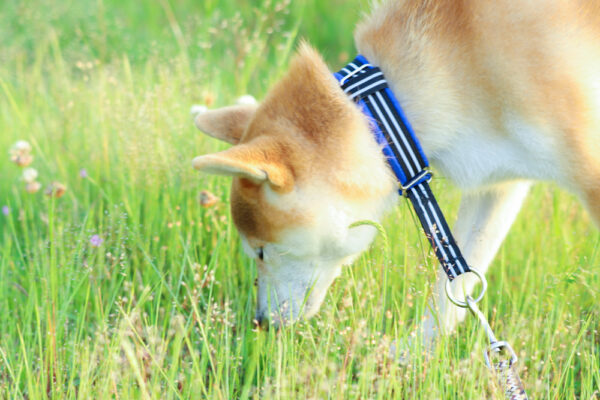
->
(253, 314), (269, 331)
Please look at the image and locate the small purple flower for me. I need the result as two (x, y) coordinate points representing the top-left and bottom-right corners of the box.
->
(90, 234), (103, 247)
(2, 206), (9, 216)
(79, 168), (88, 178)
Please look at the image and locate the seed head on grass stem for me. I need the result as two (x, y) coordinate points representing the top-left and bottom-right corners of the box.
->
(349, 220), (390, 257)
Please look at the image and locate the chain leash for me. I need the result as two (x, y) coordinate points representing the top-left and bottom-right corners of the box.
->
(446, 270), (529, 400)
(494, 358), (529, 400)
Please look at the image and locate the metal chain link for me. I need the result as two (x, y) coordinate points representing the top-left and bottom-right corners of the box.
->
(447, 284), (531, 400)
(493, 359), (529, 400)
(470, 299), (530, 400)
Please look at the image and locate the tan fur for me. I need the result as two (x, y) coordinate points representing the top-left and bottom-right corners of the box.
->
(193, 141), (295, 190)
(356, 0), (600, 219)
(192, 1), (600, 327)
(195, 43), (396, 244)
(230, 178), (307, 244)
(195, 104), (257, 144)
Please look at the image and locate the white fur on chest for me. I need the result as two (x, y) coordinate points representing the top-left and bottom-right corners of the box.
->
(425, 112), (568, 191)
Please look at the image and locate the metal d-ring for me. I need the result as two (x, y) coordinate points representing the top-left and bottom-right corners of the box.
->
(445, 267), (487, 308)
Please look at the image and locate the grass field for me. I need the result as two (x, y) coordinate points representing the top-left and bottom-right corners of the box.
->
(1, 0), (599, 398)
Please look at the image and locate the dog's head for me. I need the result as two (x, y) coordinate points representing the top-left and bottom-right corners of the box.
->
(192, 44), (397, 326)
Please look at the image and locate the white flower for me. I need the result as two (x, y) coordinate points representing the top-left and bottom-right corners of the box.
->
(10, 140), (32, 155)
(10, 140), (34, 167)
(235, 94), (257, 106)
(22, 168), (38, 183)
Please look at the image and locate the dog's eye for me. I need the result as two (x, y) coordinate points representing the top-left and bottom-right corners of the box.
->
(256, 247), (264, 261)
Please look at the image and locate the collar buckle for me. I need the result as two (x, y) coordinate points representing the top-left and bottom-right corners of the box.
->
(400, 169), (433, 196)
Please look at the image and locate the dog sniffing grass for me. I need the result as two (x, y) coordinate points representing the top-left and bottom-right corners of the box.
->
(0, 0), (598, 398)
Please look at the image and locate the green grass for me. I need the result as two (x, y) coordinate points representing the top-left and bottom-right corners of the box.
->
(0, 0), (599, 398)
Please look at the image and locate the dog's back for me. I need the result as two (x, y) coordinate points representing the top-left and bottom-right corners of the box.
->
(356, 1), (600, 218)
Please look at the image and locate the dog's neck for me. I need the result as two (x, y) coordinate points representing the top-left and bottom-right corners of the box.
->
(353, 3), (480, 188)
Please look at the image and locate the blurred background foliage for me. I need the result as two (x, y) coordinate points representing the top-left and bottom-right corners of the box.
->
(0, 0), (369, 96)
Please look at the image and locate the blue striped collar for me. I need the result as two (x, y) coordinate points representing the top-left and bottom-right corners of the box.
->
(335, 55), (470, 280)
(334, 55), (431, 193)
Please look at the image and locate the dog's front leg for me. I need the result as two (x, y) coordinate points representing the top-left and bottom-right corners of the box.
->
(418, 181), (531, 347)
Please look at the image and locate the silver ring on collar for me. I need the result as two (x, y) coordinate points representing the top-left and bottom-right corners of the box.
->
(445, 267), (487, 308)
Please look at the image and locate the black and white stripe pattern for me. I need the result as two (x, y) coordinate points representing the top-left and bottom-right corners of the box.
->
(339, 62), (427, 179)
(406, 184), (468, 278)
(336, 57), (470, 280)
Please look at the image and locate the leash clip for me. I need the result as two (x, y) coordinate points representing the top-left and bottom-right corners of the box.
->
(465, 294), (518, 367)
(466, 296), (528, 398)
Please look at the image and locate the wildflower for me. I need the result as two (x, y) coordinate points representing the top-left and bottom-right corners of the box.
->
(25, 181), (41, 194)
(44, 182), (67, 198)
(11, 153), (33, 167)
(235, 94), (257, 106)
(2, 206), (9, 216)
(22, 168), (38, 183)
(9, 140), (33, 167)
(10, 140), (32, 154)
(198, 190), (218, 207)
(79, 168), (88, 178)
(90, 234), (103, 247)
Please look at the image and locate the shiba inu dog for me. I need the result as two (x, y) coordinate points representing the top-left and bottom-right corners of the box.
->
(192, 0), (600, 344)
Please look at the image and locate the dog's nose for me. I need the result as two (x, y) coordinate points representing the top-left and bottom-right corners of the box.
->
(253, 315), (269, 331)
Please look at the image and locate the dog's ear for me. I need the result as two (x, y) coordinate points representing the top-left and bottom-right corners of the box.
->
(194, 104), (258, 144)
(192, 141), (293, 191)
